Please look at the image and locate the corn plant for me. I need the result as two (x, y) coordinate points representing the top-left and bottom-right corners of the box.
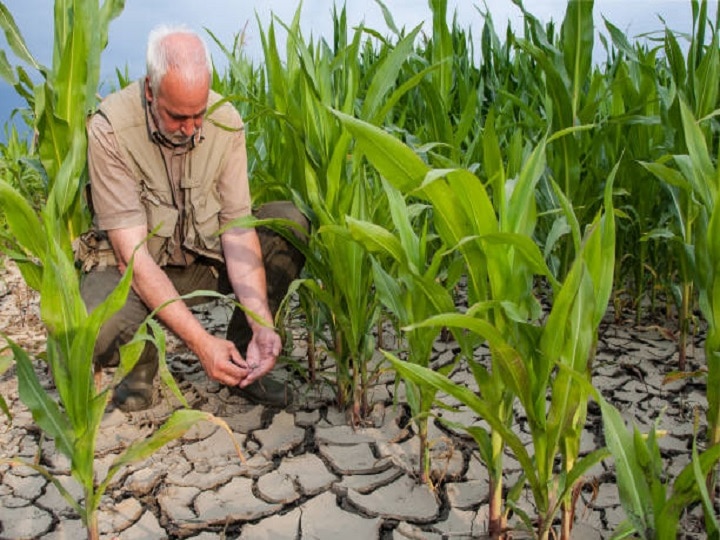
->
(598, 395), (720, 539)
(593, 20), (675, 324)
(255, 7), (374, 418)
(643, 100), (720, 455)
(388, 172), (616, 539)
(332, 107), (533, 536)
(0, 124), (45, 207)
(341, 179), (457, 484)
(639, 0), (719, 367)
(0, 0), (127, 240)
(225, 3), (444, 421)
(0, 176), (247, 539)
(333, 98), (617, 537)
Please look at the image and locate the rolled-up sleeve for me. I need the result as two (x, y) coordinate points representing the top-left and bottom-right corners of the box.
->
(216, 120), (252, 228)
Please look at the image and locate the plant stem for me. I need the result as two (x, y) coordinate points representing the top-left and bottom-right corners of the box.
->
(307, 329), (316, 382)
(419, 414), (430, 485)
(87, 512), (99, 540)
(489, 430), (505, 539)
(678, 280), (691, 371)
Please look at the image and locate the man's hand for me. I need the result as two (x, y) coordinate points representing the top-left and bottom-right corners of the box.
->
(237, 326), (282, 388)
(195, 334), (250, 386)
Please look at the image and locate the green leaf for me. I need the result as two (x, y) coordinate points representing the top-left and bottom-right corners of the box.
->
(360, 25), (421, 123)
(10, 339), (74, 458)
(0, 48), (16, 85)
(505, 137), (546, 235)
(641, 161), (693, 193)
(148, 318), (191, 408)
(48, 114), (87, 225)
(598, 395), (652, 536)
(584, 162), (618, 327)
(561, 0), (594, 118)
(384, 350), (539, 496)
(332, 109), (430, 193)
(39, 223), (88, 415)
(659, 442), (720, 534)
(0, 2), (41, 69)
(0, 180), (48, 262)
(691, 431), (720, 535)
(372, 0), (400, 35)
(480, 232), (557, 288)
(370, 258), (408, 323)
(101, 411), (244, 496)
(679, 99), (717, 204)
(346, 216), (407, 266)
(0, 353), (11, 420)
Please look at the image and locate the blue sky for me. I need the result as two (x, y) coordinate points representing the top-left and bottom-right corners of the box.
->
(0, 0), (717, 133)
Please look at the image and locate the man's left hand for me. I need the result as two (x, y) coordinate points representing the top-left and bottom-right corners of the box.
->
(237, 326), (282, 387)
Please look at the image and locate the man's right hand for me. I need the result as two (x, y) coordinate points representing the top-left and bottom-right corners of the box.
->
(107, 226), (251, 387)
(194, 334), (249, 386)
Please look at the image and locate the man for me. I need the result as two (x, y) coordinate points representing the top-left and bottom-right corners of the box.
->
(80, 24), (307, 412)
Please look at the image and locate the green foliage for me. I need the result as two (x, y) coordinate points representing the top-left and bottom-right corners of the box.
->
(345, 179), (456, 483)
(599, 397), (720, 540)
(0, 0), (718, 536)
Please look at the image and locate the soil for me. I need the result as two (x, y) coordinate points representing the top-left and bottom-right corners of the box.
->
(0, 259), (714, 539)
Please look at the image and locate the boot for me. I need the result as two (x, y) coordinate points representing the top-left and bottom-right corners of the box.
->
(112, 344), (158, 412)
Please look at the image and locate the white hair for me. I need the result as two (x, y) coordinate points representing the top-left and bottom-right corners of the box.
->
(146, 24), (212, 92)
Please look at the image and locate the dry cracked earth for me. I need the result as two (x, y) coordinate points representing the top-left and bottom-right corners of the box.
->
(0, 260), (713, 539)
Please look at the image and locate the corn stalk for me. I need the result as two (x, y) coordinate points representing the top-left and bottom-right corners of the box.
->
(342, 179), (456, 484)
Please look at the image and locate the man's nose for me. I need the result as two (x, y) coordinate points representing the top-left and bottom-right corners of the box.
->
(180, 118), (196, 136)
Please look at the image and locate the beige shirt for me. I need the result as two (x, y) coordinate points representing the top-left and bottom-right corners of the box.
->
(87, 104), (252, 265)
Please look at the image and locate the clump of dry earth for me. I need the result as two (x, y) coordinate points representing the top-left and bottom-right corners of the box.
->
(0, 260), (712, 539)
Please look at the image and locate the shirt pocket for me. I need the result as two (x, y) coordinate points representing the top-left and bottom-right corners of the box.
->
(140, 184), (178, 238)
(191, 189), (222, 250)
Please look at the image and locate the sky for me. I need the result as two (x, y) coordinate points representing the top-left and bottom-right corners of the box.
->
(0, 0), (717, 135)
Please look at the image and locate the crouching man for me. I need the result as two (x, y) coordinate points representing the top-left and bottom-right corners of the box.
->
(79, 24), (308, 412)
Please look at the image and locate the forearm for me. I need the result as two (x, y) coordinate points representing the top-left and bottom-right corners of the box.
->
(130, 257), (209, 351)
(222, 227), (273, 329)
(222, 226), (281, 385)
(108, 227), (209, 353)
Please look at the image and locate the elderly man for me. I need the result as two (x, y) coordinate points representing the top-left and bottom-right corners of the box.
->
(79, 25), (307, 411)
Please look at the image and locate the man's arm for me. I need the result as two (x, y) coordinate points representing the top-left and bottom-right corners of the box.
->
(107, 225), (249, 386)
(221, 226), (282, 388)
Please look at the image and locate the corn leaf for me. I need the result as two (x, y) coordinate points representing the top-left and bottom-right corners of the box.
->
(150, 318), (192, 409)
(599, 395), (653, 536)
(0, 1), (40, 69)
(0, 48), (15, 85)
(384, 350), (536, 480)
(11, 339), (74, 458)
(561, 0), (594, 118)
(680, 99), (717, 203)
(0, 354), (12, 420)
(346, 216), (406, 267)
(0, 179), (48, 262)
(332, 109), (429, 193)
(361, 25), (421, 123)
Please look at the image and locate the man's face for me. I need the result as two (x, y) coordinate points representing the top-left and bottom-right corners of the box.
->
(146, 69), (209, 146)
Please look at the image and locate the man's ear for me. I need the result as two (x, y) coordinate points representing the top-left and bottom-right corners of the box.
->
(144, 76), (153, 103)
